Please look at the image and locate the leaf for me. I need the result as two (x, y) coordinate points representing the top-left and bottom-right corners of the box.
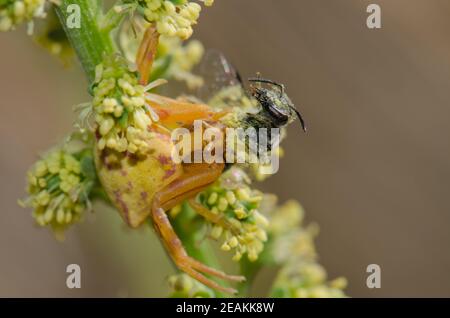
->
(80, 156), (97, 180)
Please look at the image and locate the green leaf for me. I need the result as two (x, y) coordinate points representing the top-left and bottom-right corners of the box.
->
(80, 156), (97, 180)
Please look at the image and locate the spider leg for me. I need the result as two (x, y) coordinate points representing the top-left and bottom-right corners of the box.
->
(188, 199), (241, 236)
(151, 163), (245, 294)
(136, 24), (159, 85)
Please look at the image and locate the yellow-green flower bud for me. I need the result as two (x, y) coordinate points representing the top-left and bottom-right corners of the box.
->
(198, 167), (268, 262)
(138, 0), (214, 40)
(20, 146), (97, 237)
(0, 0), (47, 32)
(168, 274), (214, 298)
(91, 55), (161, 155)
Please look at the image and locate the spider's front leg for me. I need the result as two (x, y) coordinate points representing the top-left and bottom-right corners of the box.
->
(151, 163), (245, 294)
(136, 24), (159, 85)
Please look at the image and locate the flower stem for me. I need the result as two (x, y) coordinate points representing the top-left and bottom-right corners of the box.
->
(55, 0), (115, 84)
(237, 258), (261, 296)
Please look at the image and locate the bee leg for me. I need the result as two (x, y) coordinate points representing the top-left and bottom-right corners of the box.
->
(151, 163), (245, 294)
(136, 24), (159, 85)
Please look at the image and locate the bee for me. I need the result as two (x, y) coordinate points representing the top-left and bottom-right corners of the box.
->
(248, 75), (306, 132)
(95, 26), (306, 295)
(197, 50), (306, 152)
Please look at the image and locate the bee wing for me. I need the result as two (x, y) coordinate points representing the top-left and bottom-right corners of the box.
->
(196, 50), (247, 107)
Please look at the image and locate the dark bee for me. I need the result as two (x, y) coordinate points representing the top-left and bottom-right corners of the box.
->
(196, 50), (306, 147)
(248, 76), (307, 132)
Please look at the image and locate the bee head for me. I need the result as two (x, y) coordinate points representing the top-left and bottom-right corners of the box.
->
(248, 77), (306, 132)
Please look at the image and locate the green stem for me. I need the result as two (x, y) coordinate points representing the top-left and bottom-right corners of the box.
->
(238, 258), (262, 296)
(55, 0), (115, 84)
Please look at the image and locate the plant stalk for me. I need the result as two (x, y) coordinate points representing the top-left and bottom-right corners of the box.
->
(55, 0), (115, 84)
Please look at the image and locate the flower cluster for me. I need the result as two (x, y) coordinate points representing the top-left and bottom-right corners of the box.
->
(266, 200), (318, 262)
(158, 36), (205, 88)
(92, 55), (159, 154)
(0, 0), (47, 32)
(19, 147), (96, 236)
(140, 0), (214, 39)
(168, 273), (214, 298)
(271, 261), (347, 298)
(264, 200), (347, 298)
(198, 168), (269, 262)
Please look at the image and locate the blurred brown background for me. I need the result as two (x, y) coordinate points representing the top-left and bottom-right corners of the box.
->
(1, 0), (450, 297)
